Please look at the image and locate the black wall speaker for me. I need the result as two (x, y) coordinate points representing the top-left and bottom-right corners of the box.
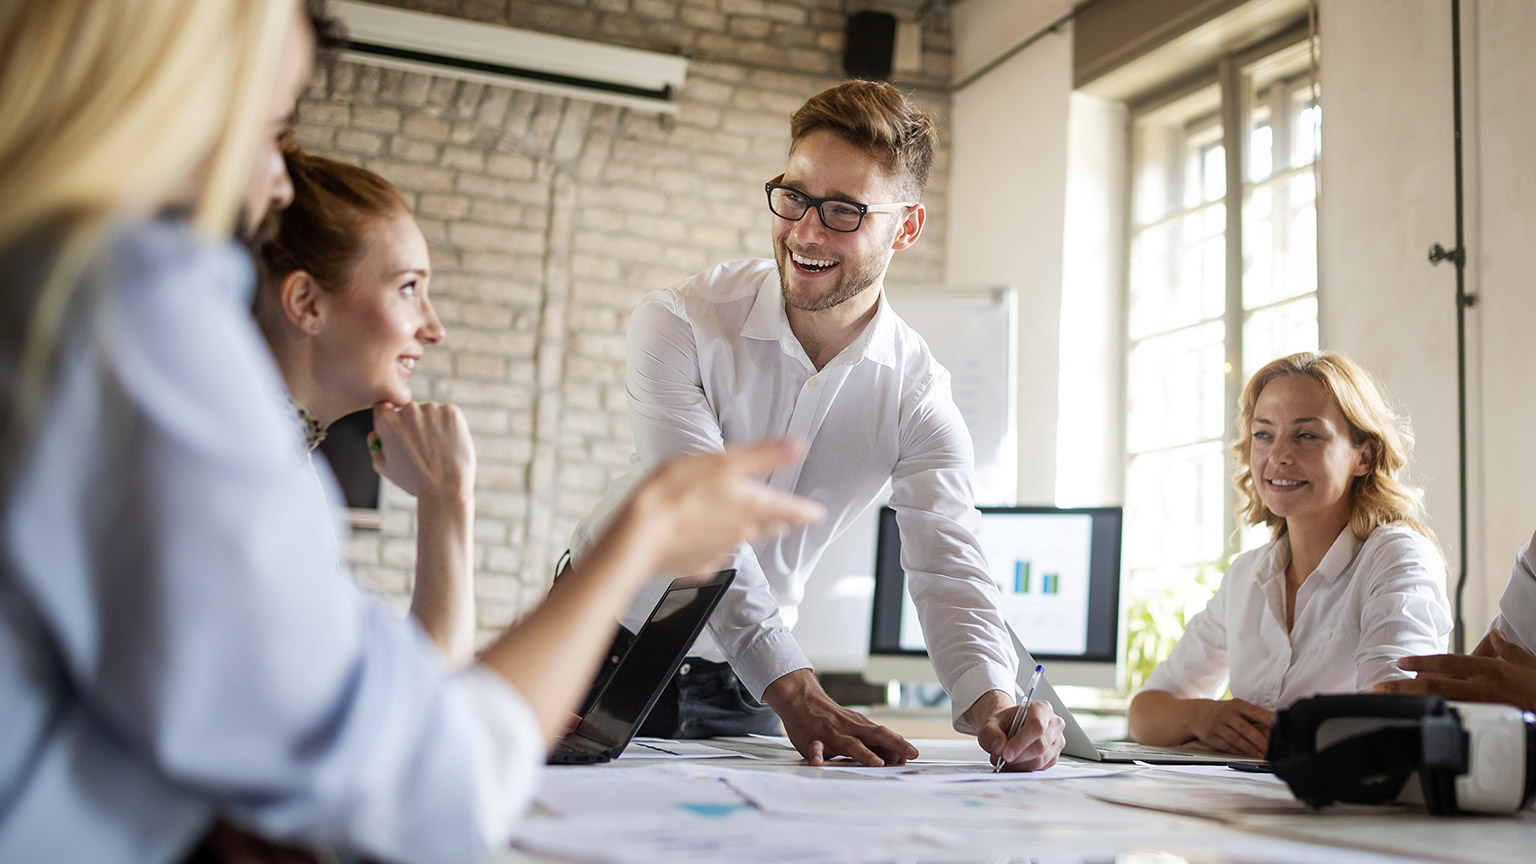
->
(844, 11), (897, 80)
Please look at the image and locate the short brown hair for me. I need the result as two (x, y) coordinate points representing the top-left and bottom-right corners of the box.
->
(1234, 351), (1434, 544)
(789, 80), (937, 200)
(256, 145), (409, 313)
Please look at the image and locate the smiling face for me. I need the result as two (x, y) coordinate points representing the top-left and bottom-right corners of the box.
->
(1248, 374), (1373, 533)
(312, 211), (441, 410)
(771, 129), (922, 313)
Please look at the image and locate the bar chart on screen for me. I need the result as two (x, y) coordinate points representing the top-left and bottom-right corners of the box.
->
(982, 513), (1093, 655)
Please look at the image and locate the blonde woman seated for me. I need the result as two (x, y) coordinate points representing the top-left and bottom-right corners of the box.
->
(253, 145), (478, 662)
(1128, 352), (1452, 758)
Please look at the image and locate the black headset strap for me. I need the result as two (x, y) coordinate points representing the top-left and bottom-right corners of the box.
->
(1275, 727), (1424, 808)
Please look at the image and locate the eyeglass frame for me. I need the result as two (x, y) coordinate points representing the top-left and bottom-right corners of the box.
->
(764, 174), (916, 233)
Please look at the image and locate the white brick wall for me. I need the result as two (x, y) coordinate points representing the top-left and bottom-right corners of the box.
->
(298, 0), (952, 641)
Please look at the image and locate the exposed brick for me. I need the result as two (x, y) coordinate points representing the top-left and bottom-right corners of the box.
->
(296, 0), (956, 617)
(366, 159), (457, 192)
(334, 129), (385, 156)
(301, 102), (350, 126)
(352, 106), (402, 132)
(679, 7), (726, 31)
(418, 193), (471, 219)
(728, 16), (772, 38)
(403, 111), (452, 140)
(633, 0), (676, 20)
(390, 136), (440, 163)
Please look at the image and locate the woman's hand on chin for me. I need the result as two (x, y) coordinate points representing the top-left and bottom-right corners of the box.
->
(367, 401), (476, 503)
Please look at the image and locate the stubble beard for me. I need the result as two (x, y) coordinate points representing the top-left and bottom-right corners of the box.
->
(774, 238), (890, 313)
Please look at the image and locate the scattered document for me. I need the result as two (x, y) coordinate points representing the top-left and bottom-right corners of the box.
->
(700, 764), (1167, 827)
(535, 764), (750, 820)
(824, 760), (1129, 781)
(1084, 772), (1316, 817)
(619, 738), (746, 759)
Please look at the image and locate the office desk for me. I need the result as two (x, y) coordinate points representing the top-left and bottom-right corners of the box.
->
(494, 737), (1536, 864)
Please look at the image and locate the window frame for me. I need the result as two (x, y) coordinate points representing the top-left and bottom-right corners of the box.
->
(1118, 23), (1320, 686)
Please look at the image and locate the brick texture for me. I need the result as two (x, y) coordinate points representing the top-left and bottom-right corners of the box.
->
(299, 0), (953, 642)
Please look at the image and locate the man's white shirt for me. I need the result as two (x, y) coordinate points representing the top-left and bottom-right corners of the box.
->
(572, 258), (1016, 729)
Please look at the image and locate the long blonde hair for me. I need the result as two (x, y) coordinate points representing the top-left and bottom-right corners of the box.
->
(0, 0), (296, 468)
(1233, 351), (1434, 543)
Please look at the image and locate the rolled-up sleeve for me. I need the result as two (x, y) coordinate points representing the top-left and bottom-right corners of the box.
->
(624, 291), (807, 698)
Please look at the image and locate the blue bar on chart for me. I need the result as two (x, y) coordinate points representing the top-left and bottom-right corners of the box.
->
(1014, 561), (1030, 593)
(1042, 573), (1059, 595)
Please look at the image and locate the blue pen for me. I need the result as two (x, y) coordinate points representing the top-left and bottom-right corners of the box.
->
(994, 664), (1044, 772)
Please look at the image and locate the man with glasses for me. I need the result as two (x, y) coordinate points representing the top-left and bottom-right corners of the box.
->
(569, 81), (1066, 770)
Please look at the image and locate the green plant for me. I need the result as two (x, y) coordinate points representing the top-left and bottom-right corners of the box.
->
(1122, 560), (1227, 692)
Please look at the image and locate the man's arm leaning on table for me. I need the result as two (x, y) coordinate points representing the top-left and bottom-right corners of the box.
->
(888, 369), (1065, 770)
(624, 290), (916, 766)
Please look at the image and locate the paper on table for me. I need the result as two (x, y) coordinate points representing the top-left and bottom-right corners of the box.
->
(535, 764), (752, 820)
(511, 808), (1438, 864)
(1084, 771), (1314, 818)
(823, 760), (1129, 781)
(702, 764), (1168, 826)
(619, 739), (748, 759)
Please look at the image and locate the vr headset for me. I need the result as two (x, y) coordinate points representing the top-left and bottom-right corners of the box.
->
(1270, 694), (1536, 815)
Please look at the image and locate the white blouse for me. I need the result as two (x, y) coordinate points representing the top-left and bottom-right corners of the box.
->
(1142, 525), (1452, 710)
(1490, 529), (1536, 654)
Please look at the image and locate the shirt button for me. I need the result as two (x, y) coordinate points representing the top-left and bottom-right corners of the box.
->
(678, 663), (691, 676)
(808, 378), (819, 388)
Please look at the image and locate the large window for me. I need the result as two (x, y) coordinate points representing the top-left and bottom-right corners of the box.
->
(1122, 34), (1320, 687)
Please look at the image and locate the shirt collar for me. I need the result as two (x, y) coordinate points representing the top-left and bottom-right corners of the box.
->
(1313, 527), (1366, 583)
(741, 265), (901, 370)
(1257, 526), (1364, 586)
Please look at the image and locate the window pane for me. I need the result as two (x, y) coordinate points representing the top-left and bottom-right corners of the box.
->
(1242, 186), (1274, 307)
(1293, 97), (1320, 168)
(1242, 296), (1319, 378)
(1249, 122), (1273, 183)
(1284, 172), (1318, 297)
(1128, 205), (1225, 339)
(1126, 321), (1226, 453)
(1190, 141), (1226, 207)
(1124, 441), (1228, 569)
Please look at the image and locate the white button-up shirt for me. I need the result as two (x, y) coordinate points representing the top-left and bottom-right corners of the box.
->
(1142, 525), (1452, 710)
(572, 259), (1016, 728)
(0, 221), (541, 863)
(1490, 529), (1536, 654)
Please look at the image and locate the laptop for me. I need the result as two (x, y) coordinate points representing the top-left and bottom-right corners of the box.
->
(549, 569), (736, 765)
(1007, 625), (1266, 766)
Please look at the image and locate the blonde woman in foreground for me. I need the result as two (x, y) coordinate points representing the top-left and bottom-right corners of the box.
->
(0, 2), (820, 862)
(1128, 352), (1452, 759)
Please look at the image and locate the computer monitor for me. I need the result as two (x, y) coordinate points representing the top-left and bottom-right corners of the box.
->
(866, 505), (1123, 690)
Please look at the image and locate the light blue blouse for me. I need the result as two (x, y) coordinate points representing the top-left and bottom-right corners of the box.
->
(0, 220), (540, 863)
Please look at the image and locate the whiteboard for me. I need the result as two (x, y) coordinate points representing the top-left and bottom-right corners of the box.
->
(886, 286), (1017, 505)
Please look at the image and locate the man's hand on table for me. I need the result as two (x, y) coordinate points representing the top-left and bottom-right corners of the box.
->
(762, 668), (919, 766)
(968, 688), (1065, 771)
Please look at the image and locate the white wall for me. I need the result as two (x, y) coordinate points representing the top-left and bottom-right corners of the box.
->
(1470, 1), (1536, 633)
(1319, 0), (1536, 635)
(949, 0), (1076, 504)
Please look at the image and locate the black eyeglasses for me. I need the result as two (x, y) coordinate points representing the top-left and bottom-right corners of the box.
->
(764, 177), (914, 233)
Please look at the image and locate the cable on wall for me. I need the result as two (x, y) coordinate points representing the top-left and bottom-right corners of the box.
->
(1427, 0), (1476, 653)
